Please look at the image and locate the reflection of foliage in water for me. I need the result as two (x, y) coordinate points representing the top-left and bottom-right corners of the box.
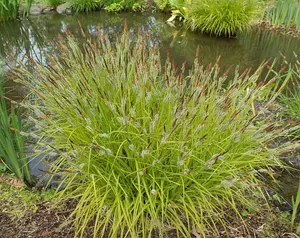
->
(0, 19), (51, 65)
(0, 12), (299, 78)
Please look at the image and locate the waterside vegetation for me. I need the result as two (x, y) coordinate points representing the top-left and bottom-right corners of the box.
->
(0, 0), (32, 21)
(0, 61), (32, 186)
(265, 0), (300, 31)
(10, 29), (300, 237)
(1, 0), (300, 38)
(0, 0), (299, 237)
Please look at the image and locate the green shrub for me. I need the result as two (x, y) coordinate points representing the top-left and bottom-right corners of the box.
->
(153, 0), (169, 10)
(13, 30), (298, 237)
(186, 0), (263, 37)
(266, 0), (300, 30)
(66, 0), (145, 12)
(102, 0), (146, 12)
(154, 0), (189, 11)
(45, 0), (62, 6)
(104, 2), (124, 12)
(67, 0), (101, 12)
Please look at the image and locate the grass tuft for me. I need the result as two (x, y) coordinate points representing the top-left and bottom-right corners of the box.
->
(12, 29), (299, 237)
(186, 0), (263, 37)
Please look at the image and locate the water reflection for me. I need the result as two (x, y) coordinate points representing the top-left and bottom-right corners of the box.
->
(0, 11), (299, 99)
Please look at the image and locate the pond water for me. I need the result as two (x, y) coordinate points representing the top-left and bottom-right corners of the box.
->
(1, 11), (299, 99)
(0, 11), (299, 201)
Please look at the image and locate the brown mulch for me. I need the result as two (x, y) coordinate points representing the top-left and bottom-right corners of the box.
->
(0, 201), (298, 238)
(0, 203), (75, 238)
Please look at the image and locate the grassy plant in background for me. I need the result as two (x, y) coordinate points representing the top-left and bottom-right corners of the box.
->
(153, 0), (169, 10)
(102, 0), (147, 12)
(13, 29), (298, 237)
(67, 0), (101, 12)
(186, 0), (263, 37)
(104, 1), (124, 12)
(44, 0), (62, 6)
(0, 0), (33, 21)
(266, 0), (300, 30)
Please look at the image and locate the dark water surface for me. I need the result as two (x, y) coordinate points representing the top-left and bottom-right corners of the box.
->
(1, 11), (299, 98)
(0, 11), (300, 200)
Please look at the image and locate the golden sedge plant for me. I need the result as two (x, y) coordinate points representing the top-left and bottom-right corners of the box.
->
(12, 29), (299, 237)
(186, 0), (263, 37)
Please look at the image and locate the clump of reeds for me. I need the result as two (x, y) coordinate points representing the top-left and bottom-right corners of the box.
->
(0, 61), (32, 186)
(266, 0), (300, 30)
(12, 28), (299, 237)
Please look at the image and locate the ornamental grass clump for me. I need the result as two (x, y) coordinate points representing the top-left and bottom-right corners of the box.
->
(12, 29), (298, 237)
(186, 0), (263, 37)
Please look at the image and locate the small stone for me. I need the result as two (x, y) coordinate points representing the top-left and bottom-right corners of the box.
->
(30, 4), (49, 16)
(42, 6), (53, 14)
(18, 4), (25, 15)
(65, 8), (72, 14)
(57, 3), (72, 14)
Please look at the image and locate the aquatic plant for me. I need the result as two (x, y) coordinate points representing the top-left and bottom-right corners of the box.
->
(45, 0), (62, 6)
(0, 64), (32, 186)
(266, 0), (300, 30)
(13, 29), (298, 237)
(186, 0), (263, 37)
(67, 0), (101, 12)
(0, 0), (32, 21)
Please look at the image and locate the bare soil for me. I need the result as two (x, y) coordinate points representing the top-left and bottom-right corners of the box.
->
(0, 197), (299, 238)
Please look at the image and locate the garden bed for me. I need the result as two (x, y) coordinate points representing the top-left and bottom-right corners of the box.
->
(0, 181), (298, 237)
